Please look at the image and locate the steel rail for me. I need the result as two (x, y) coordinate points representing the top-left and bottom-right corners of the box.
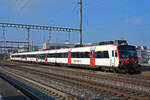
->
(8, 65), (149, 100)
(0, 68), (77, 100)
(3, 62), (150, 89)
(0, 70), (45, 100)
(34, 64), (150, 88)
(16, 62), (150, 88)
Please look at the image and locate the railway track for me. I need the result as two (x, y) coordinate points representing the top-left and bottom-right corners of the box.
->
(10, 61), (150, 88)
(2, 63), (150, 100)
(116, 73), (150, 81)
(0, 68), (78, 100)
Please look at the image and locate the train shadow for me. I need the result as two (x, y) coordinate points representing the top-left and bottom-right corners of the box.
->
(126, 65), (150, 75)
(135, 65), (150, 74)
(66, 65), (101, 71)
(66, 65), (143, 74)
(3, 95), (30, 100)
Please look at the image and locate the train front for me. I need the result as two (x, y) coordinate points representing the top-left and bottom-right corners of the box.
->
(118, 45), (139, 72)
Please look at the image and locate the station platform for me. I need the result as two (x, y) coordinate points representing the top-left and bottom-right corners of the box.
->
(0, 78), (30, 100)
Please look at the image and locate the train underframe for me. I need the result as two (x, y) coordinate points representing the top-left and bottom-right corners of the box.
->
(114, 64), (139, 74)
(11, 59), (140, 74)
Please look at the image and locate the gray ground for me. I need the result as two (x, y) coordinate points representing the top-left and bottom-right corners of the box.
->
(138, 64), (150, 77)
(0, 78), (30, 100)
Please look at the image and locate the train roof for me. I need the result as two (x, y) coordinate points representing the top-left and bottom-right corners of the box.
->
(12, 44), (118, 55)
(12, 44), (136, 55)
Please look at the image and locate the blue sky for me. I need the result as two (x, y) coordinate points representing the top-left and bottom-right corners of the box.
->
(0, 0), (150, 47)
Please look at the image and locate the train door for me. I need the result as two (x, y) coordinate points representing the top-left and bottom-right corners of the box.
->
(68, 52), (71, 65)
(21, 56), (22, 62)
(111, 50), (117, 67)
(45, 55), (48, 64)
(36, 55), (38, 63)
(90, 51), (95, 67)
(26, 55), (27, 62)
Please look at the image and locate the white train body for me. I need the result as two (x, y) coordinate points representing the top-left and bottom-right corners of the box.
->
(10, 44), (138, 70)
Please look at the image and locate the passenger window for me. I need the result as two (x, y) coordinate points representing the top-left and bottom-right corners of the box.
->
(71, 52), (74, 58)
(103, 51), (109, 58)
(80, 52), (84, 58)
(85, 52), (90, 58)
(112, 51), (114, 57)
(90, 52), (93, 57)
(95, 52), (102, 58)
(115, 50), (118, 57)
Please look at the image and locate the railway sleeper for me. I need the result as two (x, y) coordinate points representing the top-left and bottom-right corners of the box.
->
(9, 66), (150, 99)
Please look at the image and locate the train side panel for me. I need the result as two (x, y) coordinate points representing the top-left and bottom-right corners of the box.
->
(10, 45), (120, 68)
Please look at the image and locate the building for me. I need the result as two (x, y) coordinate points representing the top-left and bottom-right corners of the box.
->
(17, 42), (76, 52)
(136, 46), (150, 64)
(18, 45), (41, 52)
(42, 42), (75, 50)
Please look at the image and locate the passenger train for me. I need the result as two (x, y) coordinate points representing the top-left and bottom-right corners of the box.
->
(10, 42), (139, 73)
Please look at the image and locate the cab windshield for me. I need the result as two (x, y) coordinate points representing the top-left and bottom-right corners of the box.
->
(118, 45), (137, 58)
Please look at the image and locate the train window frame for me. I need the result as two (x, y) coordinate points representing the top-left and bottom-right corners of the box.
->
(71, 52), (76, 58)
(103, 51), (109, 58)
(95, 51), (103, 58)
(95, 51), (109, 58)
(48, 53), (55, 58)
(63, 53), (68, 58)
(85, 52), (90, 58)
(39, 54), (45, 59)
(71, 52), (90, 58)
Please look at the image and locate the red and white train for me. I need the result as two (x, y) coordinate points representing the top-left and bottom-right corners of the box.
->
(10, 44), (139, 73)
